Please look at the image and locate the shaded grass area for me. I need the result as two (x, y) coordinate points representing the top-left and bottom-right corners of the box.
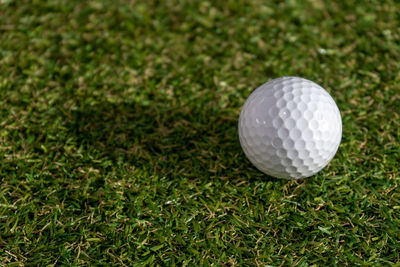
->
(0, 0), (400, 265)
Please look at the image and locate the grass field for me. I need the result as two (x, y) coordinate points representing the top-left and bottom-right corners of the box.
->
(1, 0), (400, 265)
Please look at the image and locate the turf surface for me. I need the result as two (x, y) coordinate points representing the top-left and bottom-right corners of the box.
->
(1, 0), (400, 265)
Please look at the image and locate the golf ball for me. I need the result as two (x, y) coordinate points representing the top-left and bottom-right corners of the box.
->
(238, 77), (342, 179)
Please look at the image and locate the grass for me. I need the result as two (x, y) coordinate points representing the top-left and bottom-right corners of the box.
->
(0, 0), (399, 265)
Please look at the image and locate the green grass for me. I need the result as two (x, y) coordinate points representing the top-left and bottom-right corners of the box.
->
(1, 0), (400, 265)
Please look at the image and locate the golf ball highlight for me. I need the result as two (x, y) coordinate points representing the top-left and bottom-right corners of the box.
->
(238, 77), (342, 179)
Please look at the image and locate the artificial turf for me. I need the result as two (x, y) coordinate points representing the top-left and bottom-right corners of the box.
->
(1, 0), (400, 265)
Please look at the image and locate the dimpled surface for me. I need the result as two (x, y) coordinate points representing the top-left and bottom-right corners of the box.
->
(238, 77), (342, 179)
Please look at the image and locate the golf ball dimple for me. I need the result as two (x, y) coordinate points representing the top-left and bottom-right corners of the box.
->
(238, 77), (342, 179)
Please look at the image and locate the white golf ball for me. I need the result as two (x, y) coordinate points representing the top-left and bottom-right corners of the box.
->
(238, 77), (342, 179)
